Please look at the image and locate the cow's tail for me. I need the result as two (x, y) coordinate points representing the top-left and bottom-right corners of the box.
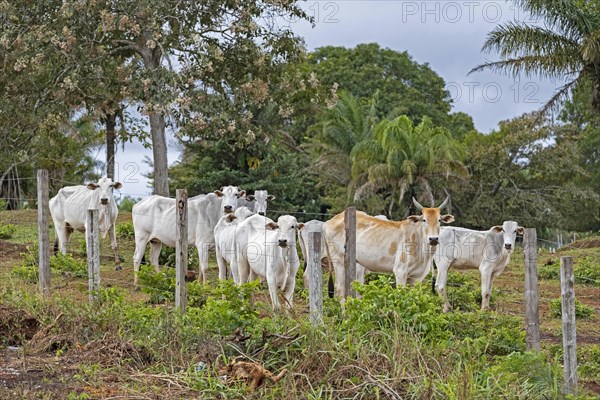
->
(53, 237), (59, 255)
(431, 259), (437, 294)
(323, 224), (335, 299)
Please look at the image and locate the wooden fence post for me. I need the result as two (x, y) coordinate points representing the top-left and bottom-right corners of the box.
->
(344, 206), (356, 299)
(175, 189), (188, 313)
(37, 169), (51, 297)
(523, 228), (540, 353)
(560, 256), (578, 395)
(308, 230), (323, 325)
(86, 209), (100, 302)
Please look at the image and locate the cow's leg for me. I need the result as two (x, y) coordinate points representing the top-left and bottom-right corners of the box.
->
(392, 263), (409, 287)
(326, 241), (346, 299)
(149, 240), (162, 273)
(215, 244), (228, 281)
(282, 263), (298, 310)
(354, 263), (367, 299)
(196, 243), (210, 283)
(54, 224), (69, 255)
(63, 226), (74, 254)
(132, 235), (150, 287)
(435, 258), (453, 313)
(266, 260), (280, 311)
(479, 263), (494, 311)
(109, 224), (122, 270)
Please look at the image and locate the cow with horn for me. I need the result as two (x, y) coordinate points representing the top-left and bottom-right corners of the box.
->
(323, 197), (455, 299)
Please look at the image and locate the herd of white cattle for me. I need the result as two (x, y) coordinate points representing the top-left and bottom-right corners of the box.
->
(49, 177), (524, 312)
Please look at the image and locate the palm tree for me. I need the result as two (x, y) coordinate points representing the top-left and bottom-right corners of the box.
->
(470, 0), (600, 113)
(310, 91), (377, 203)
(352, 116), (467, 216)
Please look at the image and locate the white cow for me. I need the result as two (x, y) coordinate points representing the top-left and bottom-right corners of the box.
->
(131, 186), (244, 285)
(50, 177), (123, 268)
(237, 190), (275, 215)
(234, 214), (304, 310)
(323, 198), (454, 299)
(214, 206), (255, 283)
(434, 221), (524, 312)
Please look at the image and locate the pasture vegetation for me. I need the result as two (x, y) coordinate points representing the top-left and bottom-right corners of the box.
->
(0, 211), (598, 399)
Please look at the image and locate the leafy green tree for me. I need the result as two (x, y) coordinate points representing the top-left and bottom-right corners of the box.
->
(560, 78), (600, 193)
(169, 137), (321, 217)
(304, 43), (475, 137)
(456, 113), (599, 232)
(352, 116), (467, 216)
(471, 0), (600, 113)
(2, 0), (312, 196)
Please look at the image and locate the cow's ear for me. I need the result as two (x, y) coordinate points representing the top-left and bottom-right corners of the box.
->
(267, 195), (276, 202)
(297, 223), (305, 230)
(245, 195), (255, 202)
(112, 182), (122, 190)
(517, 226), (525, 235)
(214, 190), (223, 197)
(441, 214), (455, 224)
(226, 214), (237, 223)
(407, 215), (421, 223)
(87, 183), (99, 190)
(265, 222), (278, 230)
(237, 190), (246, 198)
(491, 226), (503, 233)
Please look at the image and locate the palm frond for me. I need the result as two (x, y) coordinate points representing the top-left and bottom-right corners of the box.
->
(513, 0), (597, 37)
(470, 53), (581, 80)
(481, 23), (580, 60)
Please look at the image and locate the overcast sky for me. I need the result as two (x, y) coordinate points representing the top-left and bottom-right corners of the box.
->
(112, 0), (563, 197)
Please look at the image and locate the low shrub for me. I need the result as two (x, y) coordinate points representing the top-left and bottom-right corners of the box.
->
(579, 345), (600, 382)
(116, 222), (135, 239)
(50, 253), (87, 278)
(13, 244), (39, 282)
(0, 223), (17, 239)
(539, 257), (599, 285)
(441, 271), (482, 312)
(575, 258), (600, 285)
(482, 352), (562, 399)
(549, 298), (594, 319)
(538, 263), (559, 280)
(345, 277), (525, 356)
(159, 245), (199, 270)
(12, 264), (39, 283)
(137, 266), (176, 304)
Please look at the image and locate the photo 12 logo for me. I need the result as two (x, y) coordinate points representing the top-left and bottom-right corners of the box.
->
(446, 80), (540, 104)
(113, 161), (141, 184)
(283, 1), (340, 24)
(400, 1), (539, 24)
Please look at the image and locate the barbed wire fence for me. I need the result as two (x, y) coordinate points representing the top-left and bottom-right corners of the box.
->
(0, 170), (595, 391)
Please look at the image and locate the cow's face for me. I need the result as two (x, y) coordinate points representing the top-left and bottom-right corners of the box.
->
(214, 186), (245, 214)
(247, 190), (275, 216)
(266, 215), (304, 248)
(409, 197), (454, 247)
(492, 221), (524, 252)
(87, 177), (122, 206)
(408, 208), (455, 246)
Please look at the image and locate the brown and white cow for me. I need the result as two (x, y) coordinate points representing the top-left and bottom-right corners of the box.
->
(323, 198), (454, 298)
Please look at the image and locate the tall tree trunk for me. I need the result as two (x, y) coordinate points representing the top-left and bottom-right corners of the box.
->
(140, 40), (169, 196)
(149, 111), (169, 196)
(105, 113), (116, 180)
